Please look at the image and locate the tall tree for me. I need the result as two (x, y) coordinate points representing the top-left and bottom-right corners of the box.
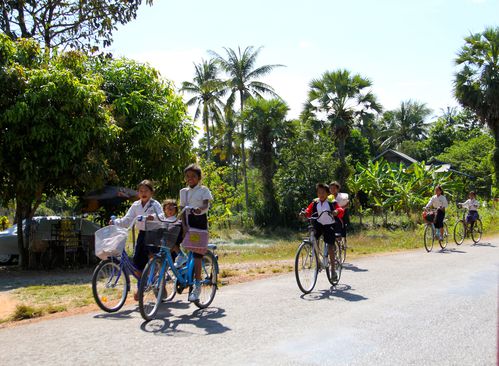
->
(92, 57), (196, 198)
(380, 100), (432, 149)
(303, 69), (381, 187)
(210, 46), (283, 209)
(455, 26), (499, 189)
(0, 0), (153, 51)
(244, 98), (289, 226)
(181, 59), (226, 161)
(0, 35), (113, 267)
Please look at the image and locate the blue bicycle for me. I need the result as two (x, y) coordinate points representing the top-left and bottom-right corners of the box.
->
(138, 208), (219, 321)
(92, 217), (142, 312)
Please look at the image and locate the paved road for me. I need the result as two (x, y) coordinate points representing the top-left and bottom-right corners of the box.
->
(0, 240), (497, 366)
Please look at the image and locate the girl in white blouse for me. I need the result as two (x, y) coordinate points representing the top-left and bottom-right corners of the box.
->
(425, 185), (448, 240)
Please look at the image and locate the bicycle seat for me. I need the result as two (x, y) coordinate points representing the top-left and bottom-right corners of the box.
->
(208, 243), (217, 250)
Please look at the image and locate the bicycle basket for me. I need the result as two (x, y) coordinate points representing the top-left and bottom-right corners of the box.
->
(94, 225), (128, 260)
(145, 223), (181, 249)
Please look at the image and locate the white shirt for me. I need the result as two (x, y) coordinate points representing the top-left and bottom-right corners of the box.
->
(426, 195), (448, 210)
(114, 199), (165, 231)
(180, 184), (213, 213)
(461, 198), (480, 211)
(333, 192), (349, 208)
(317, 200), (334, 225)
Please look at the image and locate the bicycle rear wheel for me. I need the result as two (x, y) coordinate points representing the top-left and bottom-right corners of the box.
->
(339, 237), (347, 264)
(92, 259), (128, 313)
(138, 257), (165, 321)
(424, 224), (434, 252)
(326, 242), (342, 286)
(294, 241), (319, 294)
(194, 251), (219, 309)
(439, 222), (448, 250)
(453, 220), (466, 245)
(471, 219), (483, 243)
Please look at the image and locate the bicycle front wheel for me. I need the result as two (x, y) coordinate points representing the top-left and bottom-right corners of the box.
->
(424, 224), (434, 252)
(194, 251), (219, 309)
(439, 222), (449, 250)
(471, 219), (483, 243)
(326, 242), (342, 286)
(92, 259), (128, 313)
(453, 220), (466, 245)
(294, 241), (319, 294)
(138, 257), (165, 321)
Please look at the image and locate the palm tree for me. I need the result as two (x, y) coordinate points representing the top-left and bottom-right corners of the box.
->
(455, 26), (499, 188)
(181, 59), (226, 160)
(244, 98), (289, 225)
(303, 69), (382, 187)
(210, 46), (283, 209)
(380, 100), (432, 149)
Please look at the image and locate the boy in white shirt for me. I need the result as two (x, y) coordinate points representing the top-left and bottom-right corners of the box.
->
(329, 181), (349, 238)
(179, 164), (213, 302)
(459, 191), (480, 224)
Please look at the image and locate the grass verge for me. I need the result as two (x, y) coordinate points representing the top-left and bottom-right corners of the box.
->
(1, 208), (496, 324)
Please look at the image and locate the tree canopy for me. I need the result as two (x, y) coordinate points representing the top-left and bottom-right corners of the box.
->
(0, 0), (153, 51)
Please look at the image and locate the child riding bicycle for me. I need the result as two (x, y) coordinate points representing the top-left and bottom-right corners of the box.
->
(459, 191), (480, 224)
(179, 164), (213, 302)
(305, 183), (344, 281)
(424, 185), (448, 241)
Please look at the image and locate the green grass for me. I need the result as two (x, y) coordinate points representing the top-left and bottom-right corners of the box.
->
(13, 283), (94, 310)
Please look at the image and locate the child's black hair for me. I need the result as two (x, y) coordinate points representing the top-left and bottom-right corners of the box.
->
(184, 164), (202, 179)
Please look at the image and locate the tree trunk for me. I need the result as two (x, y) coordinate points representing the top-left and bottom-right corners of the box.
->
(261, 138), (279, 225)
(203, 104), (211, 161)
(240, 93), (249, 210)
(15, 197), (30, 269)
(494, 125), (499, 191)
(335, 137), (350, 189)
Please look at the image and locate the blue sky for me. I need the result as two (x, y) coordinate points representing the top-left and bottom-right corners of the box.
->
(110, 0), (498, 121)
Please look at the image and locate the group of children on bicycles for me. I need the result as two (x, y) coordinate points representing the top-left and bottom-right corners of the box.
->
(111, 164), (212, 302)
(423, 185), (481, 240)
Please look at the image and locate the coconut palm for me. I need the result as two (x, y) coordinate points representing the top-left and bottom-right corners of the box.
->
(380, 100), (432, 149)
(181, 59), (226, 160)
(244, 98), (289, 225)
(210, 46), (283, 208)
(455, 26), (499, 188)
(303, 69), (382, 187)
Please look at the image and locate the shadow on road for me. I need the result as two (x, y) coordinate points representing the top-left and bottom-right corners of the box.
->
(300, 284), (368, 302)
(139, 306), (231, 336)
(342, 263), (368, 272)
(436, 248), (467, 254)
(471, 242), (496, 248)
(94, 307), (139, 320)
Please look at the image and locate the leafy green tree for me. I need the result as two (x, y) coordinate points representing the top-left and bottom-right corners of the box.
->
(345, 129), (371, 167)
(274, 121), (338, 224)
(0, 0), (153, 51)
(0, 35), (113, 267)
(437, 134), (494, 197)
(380, 100), (432, 149)
(455, 27), (499, 189)
(244, 98), (289, 226)
(210, 46), (283, 209)
(181, 59), (226, 161)
(92, 57), (196, 198)
(303, 69), (382, 188)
